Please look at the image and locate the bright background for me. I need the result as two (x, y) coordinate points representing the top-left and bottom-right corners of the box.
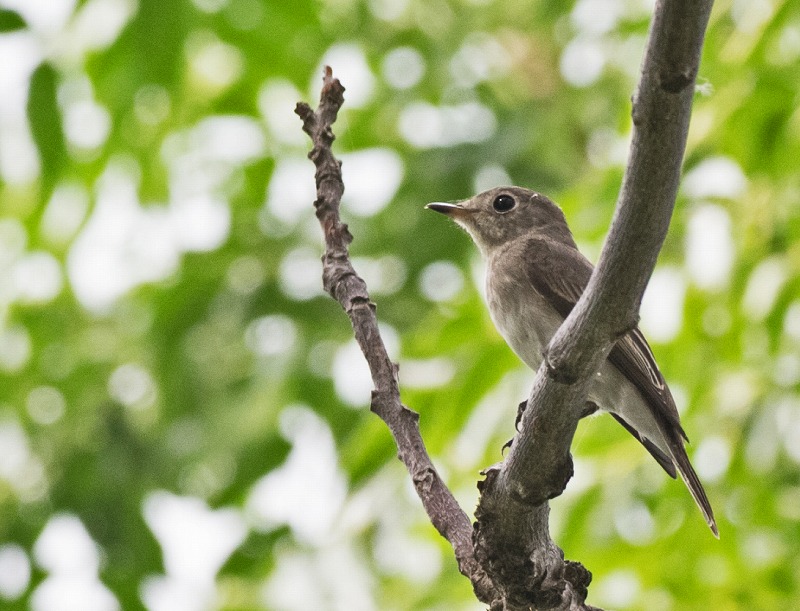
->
(1, 0), (799, 609)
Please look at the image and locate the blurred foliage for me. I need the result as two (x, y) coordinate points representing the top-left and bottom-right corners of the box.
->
(1, 0), (800, 610)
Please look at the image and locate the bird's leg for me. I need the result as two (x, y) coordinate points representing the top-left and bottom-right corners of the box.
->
(503, 400), (599, 454)
(501, 399), (531, 453)
(515, 399), (528, 430)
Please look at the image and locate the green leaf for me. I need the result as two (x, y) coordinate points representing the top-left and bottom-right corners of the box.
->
(0, 9), (25, 32)
(27, 62), (67, 186)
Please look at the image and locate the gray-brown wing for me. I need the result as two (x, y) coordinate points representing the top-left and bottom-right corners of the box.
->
(521, 238), (716, 534)
(520, 238), (682, 475)
(609, 329), (687, 440)
(521, 238), (592, 318)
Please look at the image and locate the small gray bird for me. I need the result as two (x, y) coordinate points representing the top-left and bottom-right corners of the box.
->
(427, 186), (718, 537)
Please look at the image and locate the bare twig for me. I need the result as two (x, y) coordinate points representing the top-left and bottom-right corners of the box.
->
(295, 67), (498, 605)
(474, 0), (714, 607)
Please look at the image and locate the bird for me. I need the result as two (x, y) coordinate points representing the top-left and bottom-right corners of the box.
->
(426, 186), (718, 537)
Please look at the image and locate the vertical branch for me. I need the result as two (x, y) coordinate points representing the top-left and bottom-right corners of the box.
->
(475, 0), (714, 608)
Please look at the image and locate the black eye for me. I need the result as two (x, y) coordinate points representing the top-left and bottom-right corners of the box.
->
(492, 194), (516, 213)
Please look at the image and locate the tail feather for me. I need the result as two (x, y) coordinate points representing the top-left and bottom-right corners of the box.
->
(611, 413), (677, 478)
(667, 435), (719, 538)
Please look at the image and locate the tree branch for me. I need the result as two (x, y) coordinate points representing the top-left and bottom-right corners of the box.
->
(295, 67), (498, 606)
(297, 0), (713, 606)
(475, 0), (714, 607)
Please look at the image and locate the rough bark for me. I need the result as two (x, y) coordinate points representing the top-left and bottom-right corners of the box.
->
(295, 67), (498, 606)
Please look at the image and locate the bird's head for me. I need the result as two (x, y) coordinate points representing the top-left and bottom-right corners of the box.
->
(426, 186), (575, 256)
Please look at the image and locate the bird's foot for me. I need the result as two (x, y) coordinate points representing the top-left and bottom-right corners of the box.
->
(502, 399), (530, 454)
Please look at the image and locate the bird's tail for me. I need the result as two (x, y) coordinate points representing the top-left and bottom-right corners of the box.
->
(667, 435), (719, 538)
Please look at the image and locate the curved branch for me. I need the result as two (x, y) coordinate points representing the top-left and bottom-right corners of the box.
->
(295, 67), (498, 606)
(475, 0), (714, 606)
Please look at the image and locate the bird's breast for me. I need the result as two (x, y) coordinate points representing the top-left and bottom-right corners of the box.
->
(485, 262), (564, 371)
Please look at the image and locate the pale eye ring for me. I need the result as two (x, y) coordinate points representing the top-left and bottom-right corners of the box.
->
(492, 194), (516, 213)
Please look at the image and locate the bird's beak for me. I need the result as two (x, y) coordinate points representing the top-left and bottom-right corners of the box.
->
(425, 202), (471, 218)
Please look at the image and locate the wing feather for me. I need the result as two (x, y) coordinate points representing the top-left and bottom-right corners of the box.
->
(519, 237), (717, 534)
(520, 239), (686, 460)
